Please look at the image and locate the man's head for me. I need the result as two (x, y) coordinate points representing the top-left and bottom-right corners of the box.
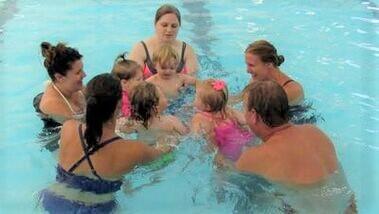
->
(243, 80), (289, 136)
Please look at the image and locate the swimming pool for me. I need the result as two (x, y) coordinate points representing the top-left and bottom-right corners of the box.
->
(0, 0), (378, 213)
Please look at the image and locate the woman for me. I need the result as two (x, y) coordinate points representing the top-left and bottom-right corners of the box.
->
(244, 40), (304, 106)
(33, 42), (86, 151)
(39, 73), (173, 213)
(37, 42), (86, 123)
(128, 4), (199, 78)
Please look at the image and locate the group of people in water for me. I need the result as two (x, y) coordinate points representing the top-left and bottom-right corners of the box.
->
(34, 4), (356, 213)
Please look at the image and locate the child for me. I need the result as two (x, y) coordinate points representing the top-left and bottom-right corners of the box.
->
(111, 53), (143, 118)
(146, 44), (196, 100)
(192, 79), (254, 162)
(121, 82), (188, 145)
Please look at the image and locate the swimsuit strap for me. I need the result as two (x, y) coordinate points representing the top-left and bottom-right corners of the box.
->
(67, 124), (122, 179)
(177, 42), (187, 72)
(282, 79), (295, 87)
(52, 83), (80, 115)
(141, 41), (157, 74)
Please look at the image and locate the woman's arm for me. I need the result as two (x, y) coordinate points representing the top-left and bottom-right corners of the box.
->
(184, 44), (199, 76)
(128, 42), (146, 68)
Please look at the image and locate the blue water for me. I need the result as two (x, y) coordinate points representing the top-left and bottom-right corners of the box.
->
(0, 0), (378, 213)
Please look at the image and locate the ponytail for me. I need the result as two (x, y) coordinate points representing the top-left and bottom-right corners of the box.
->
(84, 74), (122, 148)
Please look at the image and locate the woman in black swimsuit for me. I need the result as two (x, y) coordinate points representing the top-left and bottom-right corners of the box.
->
(244, 40), (304, 106)
(128, 4), (199, 78)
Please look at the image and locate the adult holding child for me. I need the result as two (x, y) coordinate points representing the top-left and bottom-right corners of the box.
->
(236, 80), (356, 213)
(128, 4), (199, 79)
(39, 74), (174, 213)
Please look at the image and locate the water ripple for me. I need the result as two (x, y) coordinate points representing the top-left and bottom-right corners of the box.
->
(351, 16), (379, 24)
(351, 42), (379, 52)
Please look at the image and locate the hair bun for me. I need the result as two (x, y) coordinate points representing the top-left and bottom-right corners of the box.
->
(41, 42), (55, 68)
(277, 55), (285, 66)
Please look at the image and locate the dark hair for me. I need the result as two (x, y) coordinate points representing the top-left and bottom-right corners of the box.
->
(131, 82), (159, 129)
(245, 40), (285, 67)
(243, 80), (289, 127)
(111, 52), (141, 80)
(40, 42), (82, 81)
(155, 4), (181, 25)
(85, 73), (122, 148)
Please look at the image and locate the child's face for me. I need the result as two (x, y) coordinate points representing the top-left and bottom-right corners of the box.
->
(122, 68), (143, 92)
(156, 59), (178, 79)
(129, 68), (144, 89)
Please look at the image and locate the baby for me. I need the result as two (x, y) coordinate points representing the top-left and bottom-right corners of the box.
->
(111, 52), (143, 118)
(192, 79), (254, 162)
(121, 82), (188, 145)
(146, 44), (196, 100)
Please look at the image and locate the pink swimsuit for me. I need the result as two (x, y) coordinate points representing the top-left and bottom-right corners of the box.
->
(202, 112), (254, 161)
(121, 90), (131, 118)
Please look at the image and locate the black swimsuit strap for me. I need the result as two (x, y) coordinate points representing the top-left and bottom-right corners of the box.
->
(141, 41), (186, 74)
(141, 41), (157, 74)
(177, 42), (186, 72)
(282, 79), (295, 87)
(67, 124), (122, 179)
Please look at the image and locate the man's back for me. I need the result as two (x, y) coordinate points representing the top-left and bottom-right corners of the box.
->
(236, 124), (338, 185)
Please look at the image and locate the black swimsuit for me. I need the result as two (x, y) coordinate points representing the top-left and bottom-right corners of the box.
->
(68, 124), (122, 180)
(141, 41), (187, 75)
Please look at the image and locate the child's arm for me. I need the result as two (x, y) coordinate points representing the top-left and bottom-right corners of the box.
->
(168, 115), (189, 135)
(181, 74), (196, 86)
(228, 108), (248, 127)
(117, 117), (139, 134)
(191, 113), (213, 136)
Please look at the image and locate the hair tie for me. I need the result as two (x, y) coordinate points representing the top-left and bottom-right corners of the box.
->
(211, 80), (226, 91)
(116, 51), (129, 63)
(87, 96), (97, 105)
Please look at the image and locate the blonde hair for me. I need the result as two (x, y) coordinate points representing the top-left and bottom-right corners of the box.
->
(111, 53), (141, 80)
(197, 79), (229, 118)
(152, 44), (179, 68)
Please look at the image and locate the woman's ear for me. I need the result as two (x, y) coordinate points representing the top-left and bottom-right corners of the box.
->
(54, 73), (65, 83)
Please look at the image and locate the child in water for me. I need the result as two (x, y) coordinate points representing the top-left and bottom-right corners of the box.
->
(120, 82), (188, 145)
(111, 52), (143, 118)
(192, 79), (254, 163)
(147, 44), (196, 100)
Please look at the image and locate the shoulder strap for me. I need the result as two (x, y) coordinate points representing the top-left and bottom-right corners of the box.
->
(68, 124), (102, 179)
(282, 79), (295, 87)
(52, 83), (77, 114)
(181, 42), (187, 61)
(141, 41), (157, 74)
(177, 42), (187, 72)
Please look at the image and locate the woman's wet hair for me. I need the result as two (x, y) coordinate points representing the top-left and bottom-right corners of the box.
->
(111, 52), (141, 81)
(40, 42), (82, 81)
(131, 82), (159, 129)
(155, 4), (181, 25)
(152, 44), (179, 69)
(197, 79), (229, 118)
(245, 40), (285, 67)
(243, 80), (289, 127)
(85, 73), (122, 148)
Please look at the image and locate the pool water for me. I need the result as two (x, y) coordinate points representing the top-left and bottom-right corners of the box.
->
(1, 0), (378, 213)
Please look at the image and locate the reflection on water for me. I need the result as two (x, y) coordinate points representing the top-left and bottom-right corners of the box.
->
(181, 0), (226, 78)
